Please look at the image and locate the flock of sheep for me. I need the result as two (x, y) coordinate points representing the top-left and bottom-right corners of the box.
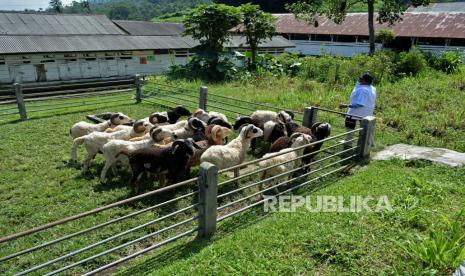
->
(69, 105), (331, 193)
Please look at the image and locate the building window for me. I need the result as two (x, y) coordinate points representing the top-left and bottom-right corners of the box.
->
(41, 60), (55, 63)
(156, 49), (169, 55)
(85, 58), (96, 61)
(120, 51), (132, 56)
(120, 57), (132, 60)
(139, 57), (147, 64)
(67, 59), (77, 62)
(43, 54), (55, 58)
(64, 53), (76, 58)
(105, 57), (115, 60)
(83, 53), (96, 57)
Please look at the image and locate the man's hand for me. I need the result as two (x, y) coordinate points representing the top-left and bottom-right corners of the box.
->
(339, 103), (348, 109)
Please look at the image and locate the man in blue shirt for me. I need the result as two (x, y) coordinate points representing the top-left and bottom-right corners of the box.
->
(340, 73), (376, 148)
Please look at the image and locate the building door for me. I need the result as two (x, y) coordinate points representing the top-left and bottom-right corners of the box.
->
(58, 64), (70, 81)
(35, 64), (47, 82)
(117, 59), (127, 76)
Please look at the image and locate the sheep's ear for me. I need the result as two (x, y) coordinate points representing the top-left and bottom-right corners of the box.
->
(192, 109), (204, 118)
(285, 110), (295, 120)
(110, 113), (120, 125)
(311, 122), (322, 134)
(234, 116), (252, 130)
(133, 121), (145, 133)
(171, 140), (183, 154)
(150, 127), (162, 139)
(290, 132), (303, 142)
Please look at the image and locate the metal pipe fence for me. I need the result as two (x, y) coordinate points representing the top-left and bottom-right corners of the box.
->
(0, 75), (144, 122)
(0, 80), (375, 274)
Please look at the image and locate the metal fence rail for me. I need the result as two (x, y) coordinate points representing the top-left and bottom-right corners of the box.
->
(0, 75), (144, 122)
(0, 80), (376, 274)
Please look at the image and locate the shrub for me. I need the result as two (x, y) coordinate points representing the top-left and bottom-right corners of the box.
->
(425, 50), (463, 74)
(376, 29), (396, 48)
(396, 50), (427, 76)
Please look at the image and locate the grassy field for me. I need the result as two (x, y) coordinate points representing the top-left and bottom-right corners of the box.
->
(0, 67), (464, 274)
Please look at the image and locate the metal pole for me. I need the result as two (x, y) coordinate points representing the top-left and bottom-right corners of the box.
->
(357, 116), (376, 159)
(14, 83), (27, 121)
(198, 162), (218, 238)
(199, 86), (208, 111)
(303, 106), (317, 128)
(134, 74), (142, 104)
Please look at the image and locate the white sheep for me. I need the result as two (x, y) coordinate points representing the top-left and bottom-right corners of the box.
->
(70, 112), (132, 139)
(70, 121), (153, 173)
(99, 127), (176, 183)
(200, 124), (263, 177)
(258, 133), (313, 193)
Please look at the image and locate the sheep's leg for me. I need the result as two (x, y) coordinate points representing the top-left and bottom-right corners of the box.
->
(82, 152), (96, 174)
(233, 168), (240, 178)
(159, 173), (166, 188)
(251, 138), (256, 152)
(100, 160), (114, 183)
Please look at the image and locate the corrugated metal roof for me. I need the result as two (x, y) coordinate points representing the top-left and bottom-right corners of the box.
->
(0, 13), (125, 35)
(274, 13), (465, 39)
(0, 34), (293, 54)
(113, 20), (185, 36)
(406, 2), (465, 12)
(0, 35), (194, 54)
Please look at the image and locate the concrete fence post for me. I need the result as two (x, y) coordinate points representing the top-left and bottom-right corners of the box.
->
(302, 106), (318, 128)
(357, 116), (376, 159)
(199, 86), (208, 111)
(14, 83), (27, 121)
(197, 162), (218, 239)
(134, 74), (142, 104)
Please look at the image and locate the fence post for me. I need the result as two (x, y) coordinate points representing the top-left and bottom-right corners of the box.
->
(357, 116), (376, 159)
(302, 106), (318, 128)
(134, 74), (142, 104)
(14, 83), (27, 121)
(198, 162), (218, 239)
(199, 86), (208, 111)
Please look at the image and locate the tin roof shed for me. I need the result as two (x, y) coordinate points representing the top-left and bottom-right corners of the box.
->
(274, 12), (465, 39)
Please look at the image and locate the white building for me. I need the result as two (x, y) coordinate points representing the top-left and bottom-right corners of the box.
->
(0, 13), (293, 84)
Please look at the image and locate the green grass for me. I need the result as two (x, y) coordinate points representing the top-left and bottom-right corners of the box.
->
(118, 160), (465, 275)
(0, 67), (464, 274)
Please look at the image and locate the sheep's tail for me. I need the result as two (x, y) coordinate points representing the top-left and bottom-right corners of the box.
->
(71, 137), (85, 161)
(116, 150), (130, 159)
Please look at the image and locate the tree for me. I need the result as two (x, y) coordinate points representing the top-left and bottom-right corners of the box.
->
(238, 4), (276, 68)
(182, 4), (242, 80)
(183, 4), (242, 55)
(81, 0), (91, 13)
(49, 0), (64, 13)
(287, 0), (430, 54)
(215, 0), (298, 13)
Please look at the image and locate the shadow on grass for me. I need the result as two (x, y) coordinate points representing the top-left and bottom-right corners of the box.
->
(113, 173), (346, 275)
(0, 102), (133, 126)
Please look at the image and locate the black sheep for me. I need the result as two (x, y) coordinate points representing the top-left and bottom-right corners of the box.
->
(119, 138), (199, 193)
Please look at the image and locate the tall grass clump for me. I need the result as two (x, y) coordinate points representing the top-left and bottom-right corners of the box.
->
(400, 210), (465, 274)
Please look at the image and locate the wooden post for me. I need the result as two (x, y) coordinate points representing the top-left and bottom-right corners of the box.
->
(199, 86), (208, 111)
(198, 162), (218, 239)
(14, 83), (27, 121)
(134, 74), (142, 104)
(302, 107), (318, 128)
(357, 116), (376, 159)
